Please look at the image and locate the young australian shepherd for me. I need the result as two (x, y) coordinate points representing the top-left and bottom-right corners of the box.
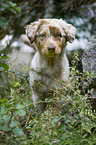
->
(25, 19), (76, 112)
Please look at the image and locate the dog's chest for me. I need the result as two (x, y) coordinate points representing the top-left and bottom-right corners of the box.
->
(30, 52), (64, 92)
(30, 64), (62, 83)
(30, 72), (61, 94)
(30, 63), (62, 92)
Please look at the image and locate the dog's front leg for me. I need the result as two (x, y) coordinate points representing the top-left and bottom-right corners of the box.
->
(32, 90), (46, 112)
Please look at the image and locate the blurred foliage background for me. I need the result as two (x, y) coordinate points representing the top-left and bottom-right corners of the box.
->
(0, 0), (96, 42)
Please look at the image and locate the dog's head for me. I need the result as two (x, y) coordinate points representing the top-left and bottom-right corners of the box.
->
(25, 19), (76, 57)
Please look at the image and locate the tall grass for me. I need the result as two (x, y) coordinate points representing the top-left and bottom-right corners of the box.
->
(0, 54), (96, 145)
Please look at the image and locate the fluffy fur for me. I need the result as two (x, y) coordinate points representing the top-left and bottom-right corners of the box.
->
(25, 19), (76, 111)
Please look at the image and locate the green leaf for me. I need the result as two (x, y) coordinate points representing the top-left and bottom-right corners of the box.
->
(13, 6), (20, 12)
(1, 3), (9, 9)
(10, 120), (19, 128)
(13, 128), (24, 137)
(10, 81), (21, 88)
(0, 62), (9, 71)
(0, 115), (2, 123)
(16, 104), (25, 109)
(9, 8), (18, 14)
(16, 109), (26, 116)
(0, 106), (7, 114)
(53, 131), (58, 136)
(8, 1), (17, 7)
(0, 125), (11, 131)
(0, 17), (8, 29)
(3, 115), (11, 123)
(0, 0), (5, 3)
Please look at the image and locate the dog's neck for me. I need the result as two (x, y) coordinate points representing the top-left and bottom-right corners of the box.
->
(32, 50), (69, 82)
(43, 56), (61, 67)
(40, 51), (63, 66)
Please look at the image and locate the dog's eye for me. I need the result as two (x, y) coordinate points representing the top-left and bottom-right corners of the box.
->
(55, 33), (62, 37)
(39, 33), (46, 37)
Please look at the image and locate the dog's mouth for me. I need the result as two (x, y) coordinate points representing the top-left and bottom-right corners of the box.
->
(47, 52), (56, 57)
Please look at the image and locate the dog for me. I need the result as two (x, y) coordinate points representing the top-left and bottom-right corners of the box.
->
(25, 19), (76, 112)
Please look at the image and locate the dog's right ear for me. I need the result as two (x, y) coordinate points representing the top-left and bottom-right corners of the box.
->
(25, 21), (40, 43)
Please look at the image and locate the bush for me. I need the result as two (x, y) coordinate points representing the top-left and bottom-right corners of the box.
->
(0, 53), (96, 145)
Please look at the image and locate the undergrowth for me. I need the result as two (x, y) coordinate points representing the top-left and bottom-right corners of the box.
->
(0, 53), (96, 145)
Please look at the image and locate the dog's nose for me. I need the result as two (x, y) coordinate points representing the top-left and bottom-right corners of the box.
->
(47, 46), (56, 51)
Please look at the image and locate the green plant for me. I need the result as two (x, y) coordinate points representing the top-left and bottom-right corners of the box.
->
(0, 0), (20, 30)
(0, 54), (96, 145)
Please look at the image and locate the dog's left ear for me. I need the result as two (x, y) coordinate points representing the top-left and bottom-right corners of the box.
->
(25, 21), (40, 43)
(60, 20), (76, 43)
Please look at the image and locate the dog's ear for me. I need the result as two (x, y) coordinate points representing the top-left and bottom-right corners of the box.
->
(60, 20), (76, 43)
(25, 21), (40, 43)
